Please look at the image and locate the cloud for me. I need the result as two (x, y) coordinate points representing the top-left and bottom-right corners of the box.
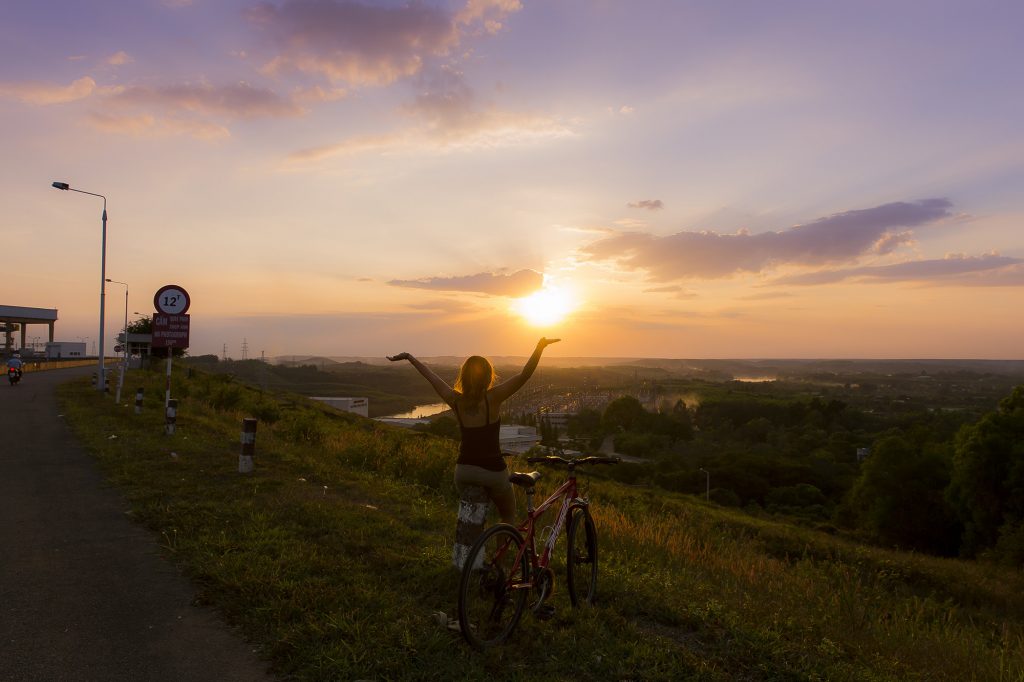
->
(86, 81), (304, 137)
(245, 0), (520, 86)
(283, 89), (571, 164)
(245, 0), (521, 87)
(627, 199), (663, 211)
(739, 291), (794, 301)
(403, 299), (483, 314)
(0, 76), (102, 105)
(642, 284), (697, 299)
(106, 51), (134, 66)
(401, 65), (571, 143)
(109, 82), (302, 119)
(770, 254), (1024, 286)
(388, 269), (543, 296)
(582, 199), (953, 280)
(454, 0), (522, 34)
(88, 112), (231, 139)
(292, 84), (348, 104)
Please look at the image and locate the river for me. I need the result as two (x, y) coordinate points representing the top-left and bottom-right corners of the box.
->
(384, 402), (451, 419)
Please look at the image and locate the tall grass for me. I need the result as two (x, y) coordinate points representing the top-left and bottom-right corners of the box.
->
(60, 365), (1024, 681)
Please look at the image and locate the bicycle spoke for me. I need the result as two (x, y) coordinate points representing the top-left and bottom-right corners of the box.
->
(566, 507), (599, 606)
(458, 525), (528, 649)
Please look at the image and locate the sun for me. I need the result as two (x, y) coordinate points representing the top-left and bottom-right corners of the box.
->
(513, 285), (576, 327)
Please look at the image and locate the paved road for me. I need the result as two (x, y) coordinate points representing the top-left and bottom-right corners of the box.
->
(0, 366), (275, 682)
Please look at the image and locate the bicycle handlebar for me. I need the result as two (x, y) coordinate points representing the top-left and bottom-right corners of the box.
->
(525, 454), (620, 467)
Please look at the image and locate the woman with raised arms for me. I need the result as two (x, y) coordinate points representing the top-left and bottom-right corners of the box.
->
(387, 338), (560, 523)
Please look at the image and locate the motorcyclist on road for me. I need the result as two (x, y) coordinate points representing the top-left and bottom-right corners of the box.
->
(7, 353), (24, 383)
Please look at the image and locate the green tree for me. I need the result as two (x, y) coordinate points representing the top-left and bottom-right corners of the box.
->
(567, 408), (603, 447)
(845, 434), (960, 555)
(668, 398), (694, 441)
(539, 416), (559, 446)
(603, 395), (647, 433)
(127, 316), (151, 334)
(413, 415), (459, 441)
(947, 385), (1024, 559)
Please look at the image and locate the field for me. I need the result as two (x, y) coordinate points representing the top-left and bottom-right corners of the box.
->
(59, 365), (1024, 680)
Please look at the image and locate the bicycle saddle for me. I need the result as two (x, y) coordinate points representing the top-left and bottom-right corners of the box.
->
(508, 471), (542, 488)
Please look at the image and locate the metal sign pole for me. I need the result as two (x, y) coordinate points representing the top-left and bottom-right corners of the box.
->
(165, 341), (174, 409)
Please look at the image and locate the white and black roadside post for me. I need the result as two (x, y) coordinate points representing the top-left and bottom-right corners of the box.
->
(239, 418), (257, 473)
(134, 387), (144, 414)
(165, 399), (177, 435)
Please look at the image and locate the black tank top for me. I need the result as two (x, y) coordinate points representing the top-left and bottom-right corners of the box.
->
(454, 394), (504, 471)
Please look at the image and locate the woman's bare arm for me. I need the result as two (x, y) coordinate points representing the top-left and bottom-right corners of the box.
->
(387, 352), (458, 404)
(490, 338), (560, 403)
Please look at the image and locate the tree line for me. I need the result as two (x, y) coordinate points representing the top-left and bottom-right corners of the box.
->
(564, 386), (1024, 566)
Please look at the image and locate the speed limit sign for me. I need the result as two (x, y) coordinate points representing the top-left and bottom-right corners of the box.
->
(154, 285), (190, 315)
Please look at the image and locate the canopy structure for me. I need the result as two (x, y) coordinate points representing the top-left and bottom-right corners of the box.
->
(0, 305), (58, 354)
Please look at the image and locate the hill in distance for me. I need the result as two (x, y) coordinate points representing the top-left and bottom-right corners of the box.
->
(273, 355), (1024, 377)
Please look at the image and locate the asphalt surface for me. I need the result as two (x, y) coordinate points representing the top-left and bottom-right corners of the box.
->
(0, 366), (276, 682)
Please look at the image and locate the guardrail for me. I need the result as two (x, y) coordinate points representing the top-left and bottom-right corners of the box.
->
(16, 358), (119, 373)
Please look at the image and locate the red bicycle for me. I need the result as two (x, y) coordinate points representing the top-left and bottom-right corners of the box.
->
(456, 453), (619, 649)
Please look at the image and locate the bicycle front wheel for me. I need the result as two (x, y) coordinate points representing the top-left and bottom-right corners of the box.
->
(457, 523), (529, 649)
(566, 506), (598, 606)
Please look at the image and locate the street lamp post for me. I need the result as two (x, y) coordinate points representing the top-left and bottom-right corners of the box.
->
(699, 467), (710, 501)
(106, 278), (128, 403)
(52, 181), (108, 392)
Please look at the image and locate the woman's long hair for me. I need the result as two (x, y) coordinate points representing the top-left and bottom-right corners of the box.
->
(454, 355), (495, 402)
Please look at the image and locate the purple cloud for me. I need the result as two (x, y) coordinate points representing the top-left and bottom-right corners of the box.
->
(245, 0), (521, 86)
(388, 269), (543, 296)
(771, 254), (1024, 286)
(109, 82), (302, 119)
(582, 199), (953, 280)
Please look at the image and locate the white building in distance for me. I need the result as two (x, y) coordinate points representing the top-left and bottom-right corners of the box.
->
(45, 341), (86, 359)
(312, 396), (368, 417)
(499, 425), (540, 453)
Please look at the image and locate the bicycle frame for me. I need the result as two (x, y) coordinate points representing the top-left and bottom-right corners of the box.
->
(500, 473), (584, 592)
(456, 453), (617, 648)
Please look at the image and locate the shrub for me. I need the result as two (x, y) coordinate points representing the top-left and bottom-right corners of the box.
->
(208, 384), (244, 411)
(248, 398), (282, 424)
(709, 487), (741, 507)
(276, 412), (326, 444)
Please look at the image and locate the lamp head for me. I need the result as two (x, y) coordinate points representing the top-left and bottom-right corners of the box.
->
(51, 181), (70, 190)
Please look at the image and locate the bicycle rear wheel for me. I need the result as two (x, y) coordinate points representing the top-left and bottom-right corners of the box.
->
(457, 523), (529, 649)
(566, 506), (598, 606)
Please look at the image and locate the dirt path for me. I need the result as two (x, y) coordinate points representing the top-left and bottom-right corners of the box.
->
(0, 367), (276, 681)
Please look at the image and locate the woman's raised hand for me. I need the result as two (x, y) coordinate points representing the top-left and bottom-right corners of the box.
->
(537, 338), (561, 349)
(387, 352), (412, 362)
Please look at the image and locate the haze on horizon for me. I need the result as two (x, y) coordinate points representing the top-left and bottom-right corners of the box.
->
(2, 1), (1022, 360)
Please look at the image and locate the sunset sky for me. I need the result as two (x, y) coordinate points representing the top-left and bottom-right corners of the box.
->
(2, 1), (1022, 360)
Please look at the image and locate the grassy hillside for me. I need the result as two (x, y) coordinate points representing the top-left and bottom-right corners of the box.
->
(60, 366), (1024, 681)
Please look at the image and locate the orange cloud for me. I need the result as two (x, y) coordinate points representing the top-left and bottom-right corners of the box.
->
(0, 76), (101, 105)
